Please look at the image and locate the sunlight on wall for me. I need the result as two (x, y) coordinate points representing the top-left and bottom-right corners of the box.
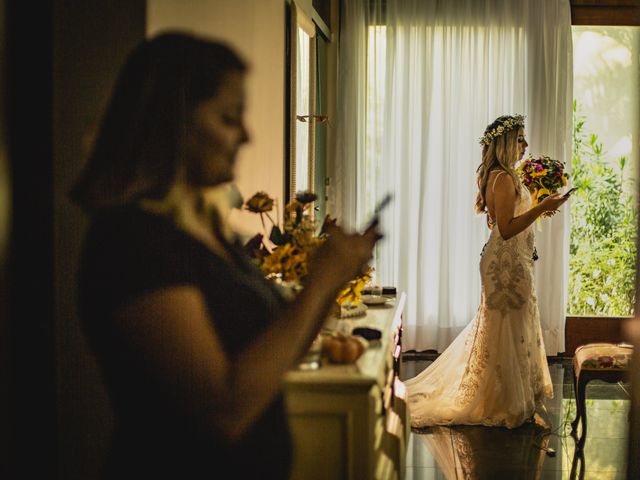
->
(147, 0), (285, 237)
(573, 27), (640, 180)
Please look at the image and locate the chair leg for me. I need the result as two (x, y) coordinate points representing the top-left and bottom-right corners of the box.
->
(576, 378), (588, 450)
(571, 373), (581, 435)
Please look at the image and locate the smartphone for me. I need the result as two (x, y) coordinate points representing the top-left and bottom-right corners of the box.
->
(364, 193), (393, 231)
(562, 187), (577, 198)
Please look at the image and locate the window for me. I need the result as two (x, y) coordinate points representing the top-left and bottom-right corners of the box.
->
(287, 1), (331, 219)
(295, 26), (312, 193)
(362, 12), (640, 323)
(568, 26), (639, 316)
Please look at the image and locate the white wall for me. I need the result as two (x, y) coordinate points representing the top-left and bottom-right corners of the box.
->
(148, 0), (286, 236)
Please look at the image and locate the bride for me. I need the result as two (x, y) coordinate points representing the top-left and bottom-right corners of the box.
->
(406, 115), (569, 429)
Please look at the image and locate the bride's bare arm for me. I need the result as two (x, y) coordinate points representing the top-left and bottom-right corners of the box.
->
(493, 173), (568, 240)
(111, 224), (379, 444)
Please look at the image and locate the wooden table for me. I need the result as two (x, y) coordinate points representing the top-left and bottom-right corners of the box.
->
(284, 293), (408, 480)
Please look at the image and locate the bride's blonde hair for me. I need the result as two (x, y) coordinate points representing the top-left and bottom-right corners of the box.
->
(474, 116), (523, 214)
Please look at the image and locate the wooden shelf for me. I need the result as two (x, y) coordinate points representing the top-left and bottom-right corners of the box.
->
(285, 293), (408, 480)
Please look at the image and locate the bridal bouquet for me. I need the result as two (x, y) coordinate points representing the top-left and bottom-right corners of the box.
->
(244, 190), (372, 306)
(517, 155), (569, 216)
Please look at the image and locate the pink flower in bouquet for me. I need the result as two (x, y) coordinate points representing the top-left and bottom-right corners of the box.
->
(517, 155), (570, 216)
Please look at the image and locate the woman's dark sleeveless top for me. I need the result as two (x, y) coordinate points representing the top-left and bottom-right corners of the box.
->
(78, 206), (291, 479)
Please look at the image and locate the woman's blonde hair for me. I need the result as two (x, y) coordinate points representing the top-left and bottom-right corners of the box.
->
(474, 116), (523, 214)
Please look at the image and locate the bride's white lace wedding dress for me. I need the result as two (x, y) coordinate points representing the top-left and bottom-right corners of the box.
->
(406, 174), (553, 429)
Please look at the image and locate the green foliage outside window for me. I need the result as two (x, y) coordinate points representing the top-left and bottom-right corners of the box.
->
(567, 101), (637, 316)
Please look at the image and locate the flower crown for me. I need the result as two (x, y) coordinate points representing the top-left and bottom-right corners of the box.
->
(479, 114), (526, 146)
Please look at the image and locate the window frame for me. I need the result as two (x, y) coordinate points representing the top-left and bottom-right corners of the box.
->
(571, 0), (640, 26)
(285, 0), (332, 218)
(566, 2), (639, 352)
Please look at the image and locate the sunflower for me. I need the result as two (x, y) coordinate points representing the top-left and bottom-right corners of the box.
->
(295, 191), (318, 204)
(244, 190), (373, 305)
(245, 191), (274, 213)
(536, 188), (551, 202)
(530, 169), (548, 178)
(260, 243), (308, 282)
(336, 267), (373, 305)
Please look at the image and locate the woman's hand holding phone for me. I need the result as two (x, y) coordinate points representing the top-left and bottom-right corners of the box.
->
(540, 192), (569, 213)
(363, 193), (393, 232)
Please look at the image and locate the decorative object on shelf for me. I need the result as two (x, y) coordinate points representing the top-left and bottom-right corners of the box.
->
(335, 266), (373, 307)
(361, 294), (389, 306)
(363, 285), (397, 297)
(244, 190), (324, 283)
(243, 190), (373, 306)
(517, 155), (569, 217)
(337, 302), (368, 319)
(351, 326), (382, 341)
(321, 332), (368, 364)
(296, 334), (323, 371)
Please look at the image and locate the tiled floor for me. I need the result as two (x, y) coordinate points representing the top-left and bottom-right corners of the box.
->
(401, 357), (630, 479)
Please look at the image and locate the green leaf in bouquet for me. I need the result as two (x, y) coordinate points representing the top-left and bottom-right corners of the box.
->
(269, 226), (287, 246)
(269, 226), (293, 246)
(295, 206), (304, 226)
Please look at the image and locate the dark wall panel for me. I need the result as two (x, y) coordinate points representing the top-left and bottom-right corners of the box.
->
(53, 2), (146, 478)
(5, 0), (55, 477)
(0, 0), (10, 476)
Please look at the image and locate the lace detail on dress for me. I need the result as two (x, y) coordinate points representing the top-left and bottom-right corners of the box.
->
(405, 177), (553, 429)
(455, 310), (490, 407)
(485, 240), (526, 315)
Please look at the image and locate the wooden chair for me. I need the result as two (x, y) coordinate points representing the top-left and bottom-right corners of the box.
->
(570, 342), (633, 450)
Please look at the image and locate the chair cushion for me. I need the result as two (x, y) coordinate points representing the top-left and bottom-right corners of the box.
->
(573, 342), (633, 377)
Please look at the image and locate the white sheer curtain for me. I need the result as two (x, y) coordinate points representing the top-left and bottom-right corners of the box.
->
(331, 0), (572, 355)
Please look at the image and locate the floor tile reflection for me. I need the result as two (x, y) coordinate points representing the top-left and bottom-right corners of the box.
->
(401, 357), (630, 479)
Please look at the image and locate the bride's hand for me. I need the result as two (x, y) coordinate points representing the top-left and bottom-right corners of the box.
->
(539, 193), (568, 213)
